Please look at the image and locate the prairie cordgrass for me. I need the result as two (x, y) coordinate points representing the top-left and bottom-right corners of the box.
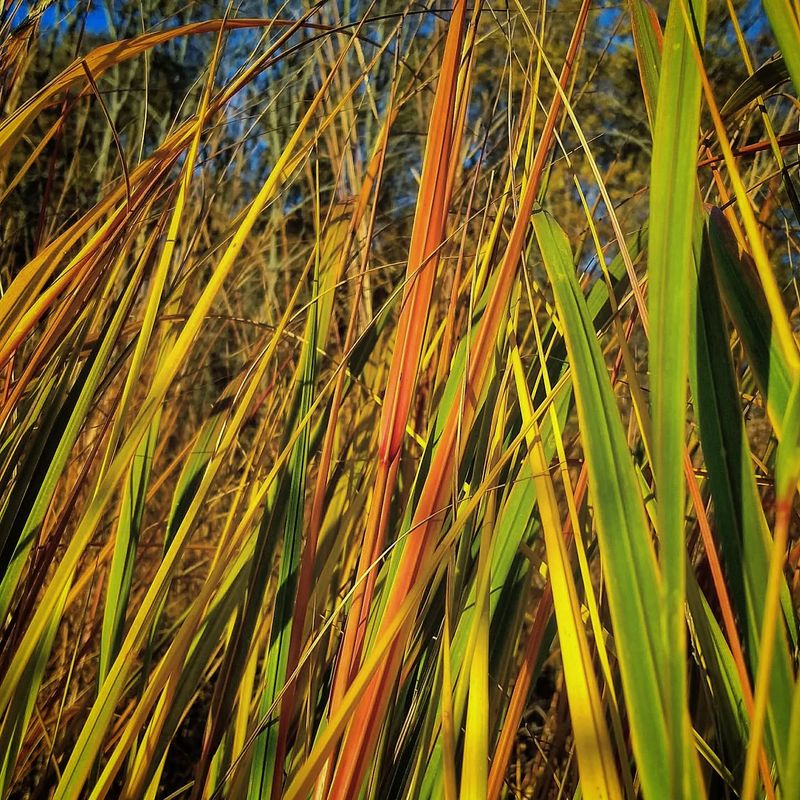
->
(0, 0), (799, 798)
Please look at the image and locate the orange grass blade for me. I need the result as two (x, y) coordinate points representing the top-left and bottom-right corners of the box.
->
(323, 4), (591, 795)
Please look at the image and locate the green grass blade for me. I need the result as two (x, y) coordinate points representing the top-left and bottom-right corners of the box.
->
(706, 209), (796, 434)
(533, 208), (668, 799)
(761, 0), (800, 95)
(647, 0), (706, 789)
(247, 257), (319, 799)
(0, 261), (142, 792)
(691, 219), (795, 772)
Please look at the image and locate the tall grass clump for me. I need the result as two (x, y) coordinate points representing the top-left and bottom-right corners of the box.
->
(1, 0), (799, 797)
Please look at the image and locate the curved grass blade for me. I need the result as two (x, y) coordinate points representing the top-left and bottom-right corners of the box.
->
(720, 55), (789, 117)
(691, 220), (794, 786)
(511, 340), (623, 800)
